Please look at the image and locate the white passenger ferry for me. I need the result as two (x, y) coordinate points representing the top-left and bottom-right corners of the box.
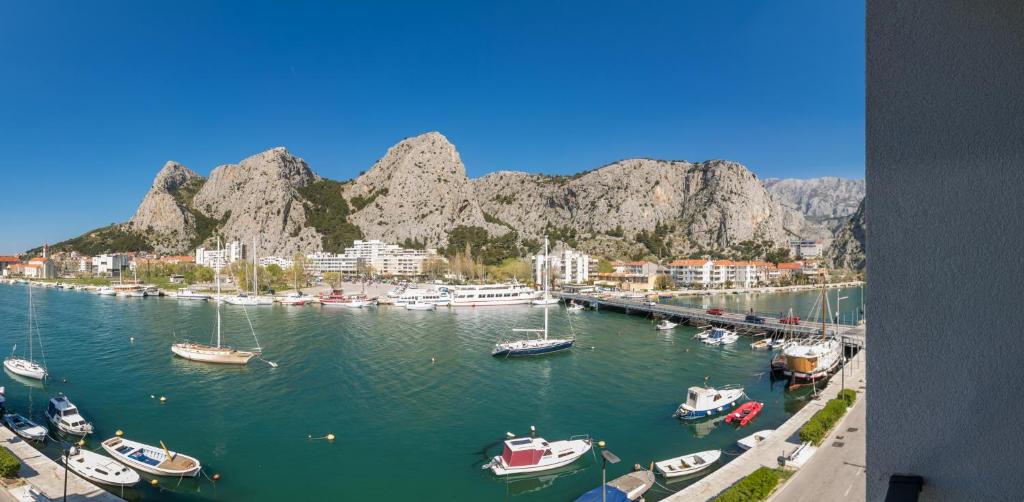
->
(450, 282), (539, 307)
(394, 288), (450, 307)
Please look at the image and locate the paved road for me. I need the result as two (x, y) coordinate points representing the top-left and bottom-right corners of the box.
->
(771, 390), (867, 502)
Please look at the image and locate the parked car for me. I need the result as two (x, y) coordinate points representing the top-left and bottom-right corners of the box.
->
(780, 316), (801, 325)
(707, 308), (724, 315)
(745, 314), (765, 324)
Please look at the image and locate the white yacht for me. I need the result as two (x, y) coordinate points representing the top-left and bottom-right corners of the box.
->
(174, 288), (210, 300)
(46, 395), (94, 435)
(701, 327), (739, 345)
(394, 288), (449, 307)
(483, 435), (592, 475)
(95, 286), (116, 296)
(450, 282), (539, 307)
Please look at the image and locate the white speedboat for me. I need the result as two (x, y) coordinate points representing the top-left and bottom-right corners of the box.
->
(654, 449), (721, 478)
(278, 292), (307, 306)
(693, 326), (713, 340)
(483, 435), (592, 475)
(701, 327), (739, 345)
(674, 384), (745, 420)
(3, 413), (48, 442)
(566, 302), (585, 312)
(656, 319), (678, 330)
(62, 447), (141, 487)
(102, 437), (201, 477)
(96, 286), (116, 296)
(406, 301), (436, 311)
(737, 430), (774, 450)
(174, 288), (209, 300)
(45, 395), (94, 435)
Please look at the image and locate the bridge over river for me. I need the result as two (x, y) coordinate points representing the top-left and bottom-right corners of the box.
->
(557, 293), (866, 348)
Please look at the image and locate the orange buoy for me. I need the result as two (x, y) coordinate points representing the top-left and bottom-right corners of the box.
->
(212, 473), (221, 481)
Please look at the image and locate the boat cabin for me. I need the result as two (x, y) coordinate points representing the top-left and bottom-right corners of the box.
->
(500, 437), (550, 467)
(48, 396), (89, 427)
(685, 386), (730, 410)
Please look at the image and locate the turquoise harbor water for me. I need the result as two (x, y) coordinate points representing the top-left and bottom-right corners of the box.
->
(666, 286), (866, 326)
(0, 284), (857, 501)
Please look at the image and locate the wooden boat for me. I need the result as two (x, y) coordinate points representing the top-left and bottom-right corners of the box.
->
(575, 468), (655, 501)
(483, 435), (592, 475)
(3, 413), (48, 442)
(102, 437), (201, 477)
(725, 401), (763, 426)
(737, 430), (774, 450)
(750, 339), (771, 350)
(655, 449), (721, 478)
(62, 447), (141, 487)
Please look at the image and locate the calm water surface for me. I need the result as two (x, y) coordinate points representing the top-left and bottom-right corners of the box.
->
(666, 286), (866, 325)
(0, 284), (830, 501)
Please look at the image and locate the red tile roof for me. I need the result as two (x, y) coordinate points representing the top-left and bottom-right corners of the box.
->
(0, 256), (20, 263)
(670, 259), (707, 266)
(777, 262), (804, 270)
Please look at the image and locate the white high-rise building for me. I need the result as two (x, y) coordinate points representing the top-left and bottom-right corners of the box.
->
(535, 248), (592, 286)
(195, 241), (245, 271)
(304, 240), (440, 277)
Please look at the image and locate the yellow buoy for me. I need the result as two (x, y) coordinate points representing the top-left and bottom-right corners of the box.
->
(159, 396), (167, 403)
(150, 479), (159, 487)
(326, 433), (336, 441)
(77, 439), (86, 447)
(115, 430), (124, 437)
(597, 440), (606, 448)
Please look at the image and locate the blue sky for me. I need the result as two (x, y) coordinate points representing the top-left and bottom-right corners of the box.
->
(0, 1), (863, 254)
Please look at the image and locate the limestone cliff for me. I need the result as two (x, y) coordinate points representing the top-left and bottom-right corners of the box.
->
(129, 161), (202, 253)
(824, 199), (866, 270)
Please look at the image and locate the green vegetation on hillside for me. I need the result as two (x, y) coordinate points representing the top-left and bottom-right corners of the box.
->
(298, 179), (364, 253)
(33, 224), (153, 256)
(351, 187), (388, 211)
(443, 226), (525, 266)
(168, 178), (228, 249)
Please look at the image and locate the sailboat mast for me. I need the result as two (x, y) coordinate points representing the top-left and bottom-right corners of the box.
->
(543, 237), (549, 340)
(27, 284), (33, 361)
(820, 281), (827, 338)
(216, 238), (222, 348)
(252, 236), (258, 296)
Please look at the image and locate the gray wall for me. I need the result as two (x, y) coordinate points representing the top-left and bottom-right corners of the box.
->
(867, 1), (1024, 500)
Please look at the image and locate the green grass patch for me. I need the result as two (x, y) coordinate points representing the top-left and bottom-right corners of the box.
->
(0, 446), (21, 478)
(29, 224), (153, 256)
(799, 389), (856, 446)
(714, 467), (792, 502)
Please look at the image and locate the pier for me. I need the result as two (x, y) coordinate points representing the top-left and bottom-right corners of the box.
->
(0, 427), (125, 502)
(557, 293), (867, 347)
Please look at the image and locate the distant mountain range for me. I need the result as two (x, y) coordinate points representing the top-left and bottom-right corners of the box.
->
(36, 132), (865, 268)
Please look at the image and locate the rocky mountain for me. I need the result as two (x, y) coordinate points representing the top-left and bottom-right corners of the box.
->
(765, 177), (864, 219)
(824, 199), (866, 270)
(47, 131), (845, 262)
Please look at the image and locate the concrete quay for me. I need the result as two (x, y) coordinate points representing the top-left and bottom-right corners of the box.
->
(0, 427), (125, 502)
(662, 351), (867, 501)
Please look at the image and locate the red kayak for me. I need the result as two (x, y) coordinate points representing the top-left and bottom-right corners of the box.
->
(725, 401), (764, 426)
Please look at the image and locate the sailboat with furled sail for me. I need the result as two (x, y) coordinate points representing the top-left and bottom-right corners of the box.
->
(171, 239), (265, 365)
(4, 284), (48, 380)
(782, 280), (843, 383)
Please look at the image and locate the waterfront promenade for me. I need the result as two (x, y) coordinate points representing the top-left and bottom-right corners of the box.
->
(0, 427), (125, 502)
(663, 351), (866, 501)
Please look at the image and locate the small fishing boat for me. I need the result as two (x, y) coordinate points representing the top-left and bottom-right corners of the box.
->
(174, 288), (209, 300)
(701, 327), (739, 346)
(3, 413), (48, 442)
(725, 401), (763, 426)
(405, 301), (436, 311)
(566, 302), (585, 312)
(339, 294), (371, 308)
(674, 384), (744, 420)
(62, 447), (141, 487)
(655, 319), (678, 330)
(96, 286), (116, 296)
(750, 339), (771, 350)
(483, 435), (592, 475)
(45, 395), (94, 435)
(737, 430), (774, 450)
(655, 450), (721, 478)
(278, 292), (307, 306)
(102, 437), (202, 477)
(575, 468), (655, 501)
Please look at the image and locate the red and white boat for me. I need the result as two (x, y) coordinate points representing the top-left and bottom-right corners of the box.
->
(319, 289), (350, 306)
(483, 435), (592, 475)
(278, 293), (307, 306)
(725, 401), (763, 427)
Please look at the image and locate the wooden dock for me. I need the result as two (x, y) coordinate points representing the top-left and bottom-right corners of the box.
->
(557, 293), (866, 347)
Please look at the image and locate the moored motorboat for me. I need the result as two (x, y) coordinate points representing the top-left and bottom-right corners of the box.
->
(96, 286), (116, 296)
(575, 468), (655, 501)
(3, 413), (48, 442)
(737, 430), (774, 450)
(701, 327), (739, 346)
(405, 301), (436, 311)
(656, 319), (678, 330)
(750, 339), (771, 350)
(654, 449), (721, 478)
(483, 435), (592, 475)
(724, 401), (763, 426)
(566, 301), (585, 312)
(174, 288), (209, 300)
(674, 384), (744, 420)
(46, 395), (94, 435)
(62, 447), (141, 487)
(102, 437), (201, 477)
(278, 292), (307, 306)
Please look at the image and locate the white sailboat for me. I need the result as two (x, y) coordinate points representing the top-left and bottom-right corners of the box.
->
(171, 239), (263, 365)
(4, 285), (47, 380)
(223, 237), (273, 305)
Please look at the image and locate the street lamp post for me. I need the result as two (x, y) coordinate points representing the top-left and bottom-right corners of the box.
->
(597, 440), (620, 502)
(63, 442), (70, 502)
(837, 295), (849, 390)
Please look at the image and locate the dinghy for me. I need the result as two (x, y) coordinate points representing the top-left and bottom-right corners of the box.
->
(725, 401), (763, 426)
(3, 413), (48, 442)
(46, 395), (94, 435)
(102, 437), (201, 477)
(575, 468), (655, 501)
(654, 449), (721, 478)
(656, 319), (678, 330)
(737, 430), (774, 450)
(62, 446), (141, 487)
(483, 435), (592, 475)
